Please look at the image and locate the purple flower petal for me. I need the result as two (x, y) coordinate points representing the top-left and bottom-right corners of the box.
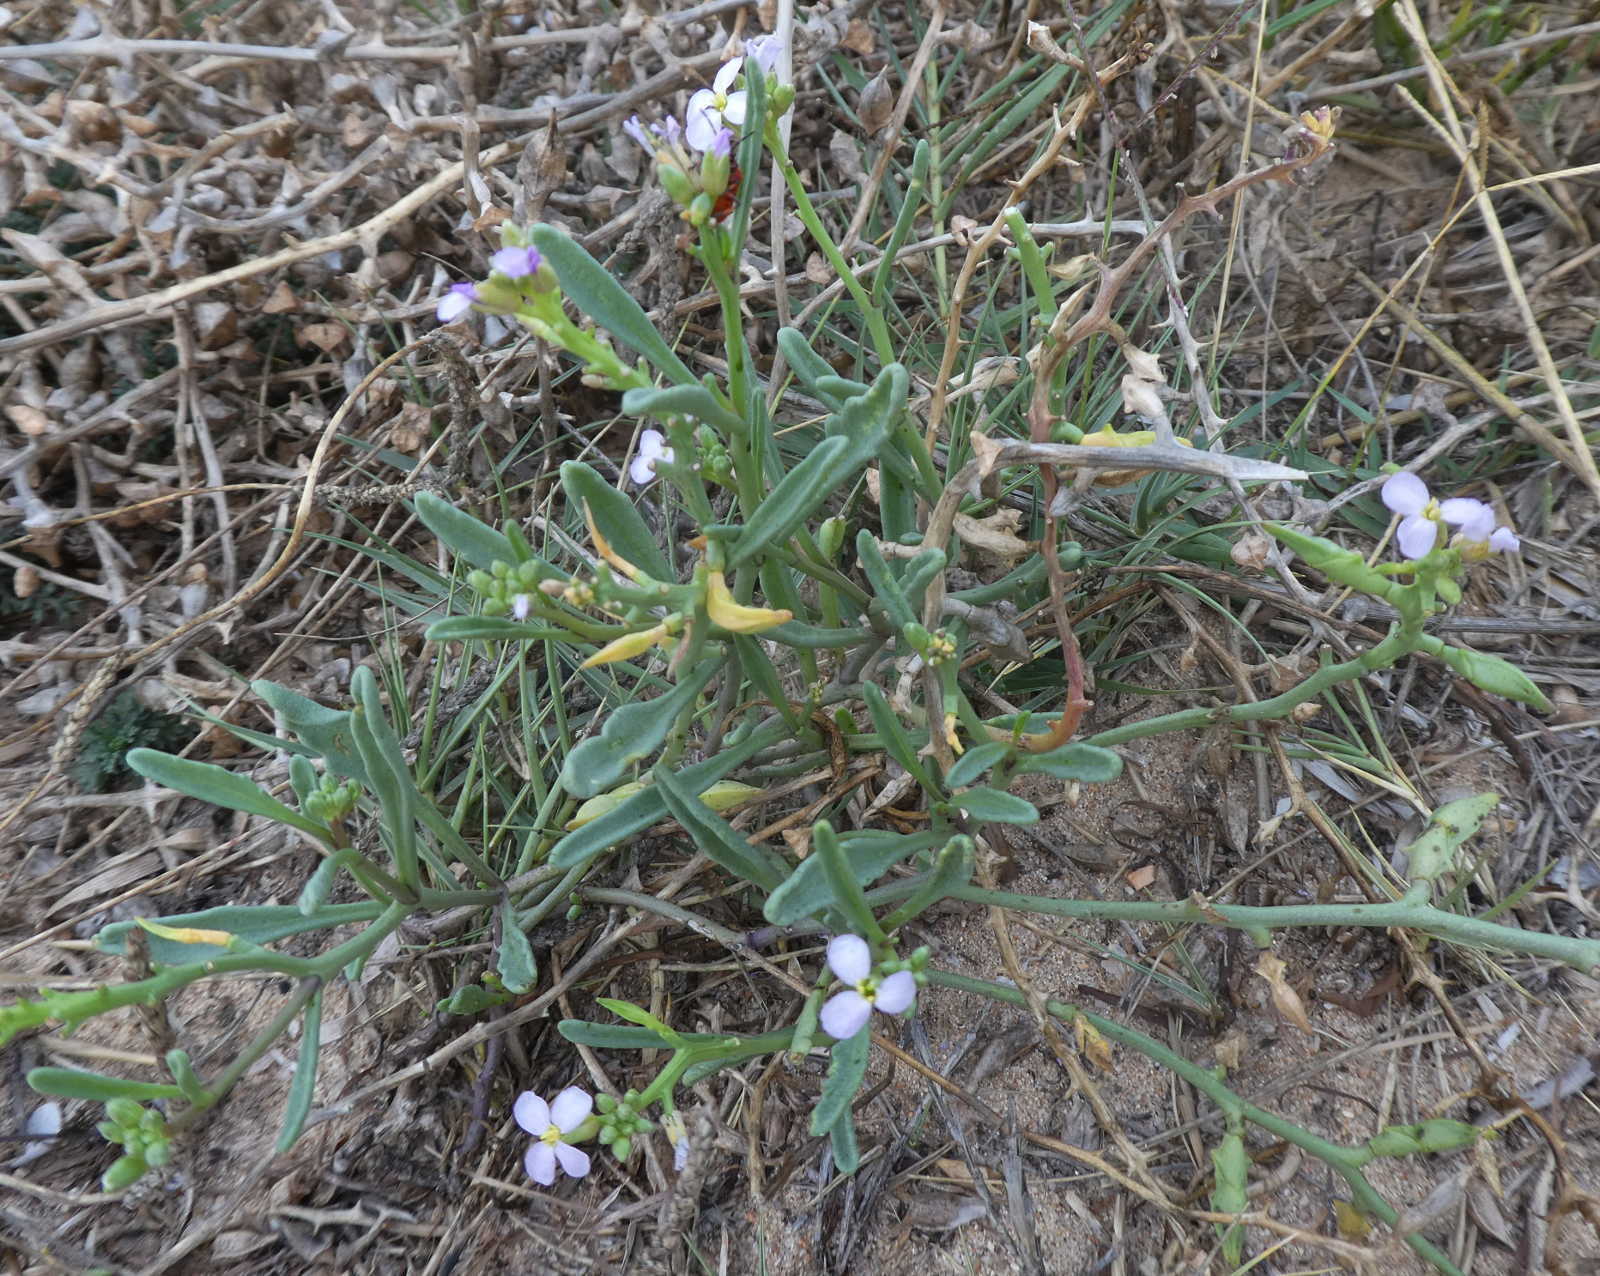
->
(826, 933), (872, 983)
(553, 1140), (591, 1178)
(874, 970), (917, 1016)
(745, 34), (784, 74)
(525, 1140), (557, 1185)
(513, 1091), (551, 1135)
(1381, 471), (1429, 516)
(1489, 526), (1520, 553)
(623, 115), (653, 152)
(550, 1086), (593, 1133)
(820, 989), (871, 1040)
(436, 282), (478, 323)
(710, 127), (734, 158)
(491, 245), (540, 278)
(1396, 513), (1438, 560)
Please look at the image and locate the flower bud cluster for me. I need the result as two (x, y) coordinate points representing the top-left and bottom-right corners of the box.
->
(436, 227), (559, 324)
(466, 559), (552, 621)
(302, 772), (361, 824)
(595, 1089), (656, 1161)
(98, 1099), (172, 1190)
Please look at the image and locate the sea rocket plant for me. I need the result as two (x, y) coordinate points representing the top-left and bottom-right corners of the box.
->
(514, 1086), (595, 1186)
(818, 934), (917, 1040)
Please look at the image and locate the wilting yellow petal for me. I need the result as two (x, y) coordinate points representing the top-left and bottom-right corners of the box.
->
(581, 622), (670, 668)
(705, 571), (791, 634)
(943, 712), (963, 755)
(136, 919), (235, 947)
(582, 501), (643, 581)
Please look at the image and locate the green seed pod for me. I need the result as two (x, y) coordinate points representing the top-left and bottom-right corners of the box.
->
(467, 569), (494, 593)
(611, 1135), (632, 1160)
(818, 517), (847, 561)
(1417, 1118), (1478, 1153)
(1366, 1125), (1423, 1158)
(657, 163), (696, 208)
(595, 1093), (618, 1115)
(1210, 1132), (1249, 1214)
(491, 560), (511, 580)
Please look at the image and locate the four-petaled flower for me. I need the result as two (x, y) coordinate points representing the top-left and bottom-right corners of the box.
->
(514, 1087), (593, 1186)
(687, 57), (747, 152)
(819, 934), (916, 1040)
(436, 281), (478, 323)
(1381, 472), (1518, 560)
(629, 429), (674, 486)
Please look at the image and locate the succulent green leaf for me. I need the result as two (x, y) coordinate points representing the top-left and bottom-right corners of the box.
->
(560, 460), (674, 583)
(125, 750), (330, 842)
(811, 1023), (870, 1135)
(1013, 741), (1124, 783)
(560, 660), (717, 799)
(412, 491), (518, 571)
(27, 1068), (184, 1103)
(945, 742), (1010, 789)
(763, 829), (945, 926)
(275, 987), (322, 1155)
(652, 763), (787, 894)
(951, 786), (1039, 824)
(496, 898), (538, 994)
(621, 383), (745, 434)
(595, 997), (686, 1046)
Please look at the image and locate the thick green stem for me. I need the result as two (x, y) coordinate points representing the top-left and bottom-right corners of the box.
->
(1084, 626), (1419, 748)
(929, 970), (1462, 1276)
(945, 883), (1600, 971)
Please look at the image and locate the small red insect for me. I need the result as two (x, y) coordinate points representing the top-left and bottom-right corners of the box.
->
(712, 159), (742, 222)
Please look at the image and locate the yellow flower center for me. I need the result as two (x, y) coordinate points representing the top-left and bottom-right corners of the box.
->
(540, 1124), (563, 1147)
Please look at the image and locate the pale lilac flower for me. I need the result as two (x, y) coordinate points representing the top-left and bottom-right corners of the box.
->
(436, 282), (478, 323)
(490, 245), (541, 279)
(1380, 472), (1518, 559)
(514, 1087), (593, 1186)
(629, 429), (674, 486)
(709, 127), (734, 159)
(1381, 471), (1437, 560)
(511, 593), (532, 622)
(745, 34), (784, 75)
(818, 934), (917, 1040)
(687, 58), (747, 151)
